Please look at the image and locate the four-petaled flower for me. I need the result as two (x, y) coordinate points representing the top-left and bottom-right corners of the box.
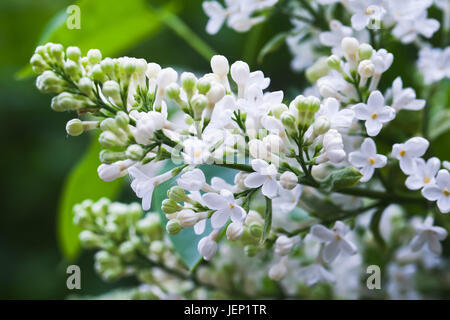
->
(203, 189), (246, 228)
(349, 138), (387, 182)
(310, 221), (357, 263)
(410, 217), (448, 255)
(405, 157), (440, 190)
(244, 159), (279, 199)
(391, 137), (429, 174)
(354, 91), (396, 136)
(422, 169), (450, 213)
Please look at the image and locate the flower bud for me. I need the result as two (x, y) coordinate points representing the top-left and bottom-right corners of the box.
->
(118, 241), (136, 258)
(341, 37), (360, 61)
(36, 70), (66, 94)
(146, 62), (161, 79)
(51, 92), (89, 112)
(126, 144), (144, 161)
(313, 116), (331, 136)
(150, 241), (165, 255)
(100, 150), (127, 164)
(162, 199), (182, 214)
(90, 64), (106, 82)
(234, 172), (248, 191)
(87, 49), (102, 65)
(226, 222), (244, 241)
(66, 119), (84, 136)
(327, 55), (341, 70)
(211, 55), (229, 77)
(79, 230), (102, 248)
(66, 46), (81, 61)
(166, 219), (182, 235)
(280, 171), (298, 190)
(198, 235), (218, 260)
(358, 60), (375, 79)
(100, 58), (115, 74)
(249, 223), (263, 238)
(115, 111), (130, 129)
(99, 131), (126, 148)
(77, 77), (93, 97)
(268, 260), (287, 281)
(102, 80), (121, 104)
(358, 43), (373, 60)
(49, 43), (64, 62)
(181, 72), (197, 96)
(168, 186), (187, 202)
(30, 54), (48, 74)
(157, 67), (178, 89)
(177, 209), (198, 228)
(100, 118), (119, 132)
(191, 94), (208, 120)
(275, 235), (297, 256)
(196, 78), (211, 94)
(64, 60), (81, 79)
(230, 61), (250, 85)
(281, 111), (298, 135)
(137, 214), (161, 236)
(244, 244), (258, 257)
(270, 104), (288, 119)
(166, 83), (180, 100)
(206, 84), (225, 104)
(305, 57), (329, 83)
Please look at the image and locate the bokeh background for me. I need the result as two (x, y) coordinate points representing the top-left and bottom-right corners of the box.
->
(0, 0), (303, 299)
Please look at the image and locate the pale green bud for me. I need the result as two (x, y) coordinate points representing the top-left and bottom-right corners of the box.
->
(115, 111), (129, 129)
(66, 119), (84, 136)
(79, 230), (102, 248)
(313, 116), (331, 136)
(327, 55), (341, 70)
(87, 49), (102, 65)
(191, 94), (208, 120)
(30, 53), (48, 74)
(184, 114), (194, 125)
(99, 131), (126, 148)
(281, 111), (297, 135)
(249, 223), (263, 238)
(166, 219), (181, 235)
(162, 199), (182, 214)
(100, 57), (115, 74)
(196, 78), (211, 94)
(78, 77), (93, 96)
(167, 186), (187, 202)
(100, 150), (127, 164)
(181, 72), (197, 97)
(166, 83), (180, 100)
(126, 144), (144, 161)
(36, 70), (66, 94)
(358, 43), (373, 60)
(66, 46), (81, 61)
(100, 118), (119, 132)
(270, 104), (288, 119)
(244, 244), (258, 257)
(64, 60), (81, 80)
(102, 80), (122, 105)
(149, 241), (165, 255)
(49, 43), (64, 62)
(306, 57), (329, 83)
(51, 92), (90, 112)
(118, 241), (136, 259)
(137, 214), (161, 237)
(177, 209), (198, 228)
(90, 64), (106, 82)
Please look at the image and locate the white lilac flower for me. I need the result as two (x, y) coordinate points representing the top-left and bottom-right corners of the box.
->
(388, 0), (432, 22)
(392, 11), (439, 43)
(387, 263), (419, 300)
(202, 1), (235, 35)
(405, 157), (440, 190)
(297, 263), (335, 286)
(198, 230), (219, 260)
(444, 161), (450, 171)
(177, 168), (206, 192)
(182, 137), (212, 165)
(230, 61), (270, 99)
(273, 185), (303, 214)
(211, 176), (236, 193)
(417, 46), (450, 84)
(422, 169), (450, 213)
(348, 0), (386, 31)
(226, 221), (244, 241)
(244, 159), (279, 198)
(286, 35), (317, 72)
(315, 97), (355, 132)
(128, 166), (173, 210)
(238, 85), (283, 126)
(268, 256), (288, 281)
(354, 91), (395, 136)
(310, 221), (357, 263)
(242, 0), (278, 12)
(410, 216), (448, 255)
(315, 129), (346, 164)
(369, 49), (394, 90)
(131, 111), (166, 145)
(274, 235), (299, 256)
(319, 20), (353, 57)
(349, 138), (387, 182)
(391, 137), (429, 174)
(388, 77), (425, 112)
(97, 159), (135, 182)
(279, 171), (298, 190)
(203, 189), (246, 228)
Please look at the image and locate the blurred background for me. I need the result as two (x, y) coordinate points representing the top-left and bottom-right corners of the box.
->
(0, 0), (304, 299)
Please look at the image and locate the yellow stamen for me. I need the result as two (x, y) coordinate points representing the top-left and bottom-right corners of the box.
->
(229, 203), (235, 209)
(371, 113), (378, 119)
(194, 150), (202, 158)
(365, 8), (374, 15)
(424, 177), (430, 184)
(444, 189), (450, 197)
(369, 158), (376, 165)
(399, 150), (406, 157)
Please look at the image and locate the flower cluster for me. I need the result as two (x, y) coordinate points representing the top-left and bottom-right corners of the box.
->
(31, 0), (450, 299)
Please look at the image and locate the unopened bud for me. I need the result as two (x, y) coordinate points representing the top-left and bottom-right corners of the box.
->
(244, 244), (258, 257)
(196, 78), (211, 94)
(168, 186), (187, 202)
(166, 83), (180, 100)
(177, 209), (198, 228)
(211, 55), (229, 77)
(126, 144), (144, 161)
(166, 219), (181, 235)
(66, 119), (84, 136)
(87, 49), (102, 65)
(313, 116), (331, 136)
(226, 222), (244, 241)
(162, 199), (182, 214)
(358, 43), (373, 60)
(280, 171), (298, 190)
(66, 46), (81, 61)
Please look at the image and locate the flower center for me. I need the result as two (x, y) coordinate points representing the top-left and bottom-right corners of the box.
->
(369, 157), (376, 165)
(399, 150), (406, 157)
(444, 189), (450, 197)
(424, 177), (430, 184)
(365, 8), (374, 15)
(229, 203), (235, 209)
(194, 149), (202, 158)
(371, 113), (378, 119)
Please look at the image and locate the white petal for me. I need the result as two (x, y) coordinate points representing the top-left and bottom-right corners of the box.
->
(211, 208), (230, 228)
(203, 192), (227, 210)
(405, 175), (424, 190)
(410, 233), (426, 251)
(251, 158), (269, 172)
(230, 206), (246, 222)
(437, 195), (450, 214)
(311, 224), (335, 242)
(361, 138), (377, 155)
(322, 241), (340, 263)
(365, 118), (383, 136)
(427, 233), (442, 255)
(405, 137), (429, 157)
(244, 172), (267, 188)
(422, 184), (442, 201)
(367, 90), (385, 108)
(194, 220), (206, 235)
(262, 179), (278, 199)
(339, 239), (357, 255)
(399, 156), (416, 175)
(349, 151), (368, 167)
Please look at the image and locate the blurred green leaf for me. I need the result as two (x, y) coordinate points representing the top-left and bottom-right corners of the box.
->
(429, 109), (450, 140)
(257, 32), (289, 64)
(17, 0), (175, 79)
(319, 167), (363, 192)
(58, 136), (122, 260)
(152, 162), (237, 271)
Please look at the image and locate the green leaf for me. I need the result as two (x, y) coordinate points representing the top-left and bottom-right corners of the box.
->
(152, 163), (237, 271)
(319, 167), (363, 192)
(58, 136), (122, 260)
(257, 32), (289, 64)
(429, 109), (450, 140)
(17, 0), (175, 79)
